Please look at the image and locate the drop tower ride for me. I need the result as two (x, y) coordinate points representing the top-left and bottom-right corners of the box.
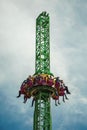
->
(33, 11), (54, 130)
(17, 11), (70, 130)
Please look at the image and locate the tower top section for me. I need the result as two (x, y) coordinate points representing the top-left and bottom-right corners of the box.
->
(35, 11), (52, 75)
(36, 11), (49, 20)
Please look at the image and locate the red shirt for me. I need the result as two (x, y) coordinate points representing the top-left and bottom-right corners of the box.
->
(47, 79), (54, 86)
(55, 81), (60, 88)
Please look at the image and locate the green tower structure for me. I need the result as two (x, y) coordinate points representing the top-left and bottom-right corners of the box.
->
(17, 11), (70, 130)
(32, 11), (55, 130)
(35, 11), (50, 75)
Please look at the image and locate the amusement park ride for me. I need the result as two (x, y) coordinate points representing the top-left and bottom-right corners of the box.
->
(17, 12), (70, 130)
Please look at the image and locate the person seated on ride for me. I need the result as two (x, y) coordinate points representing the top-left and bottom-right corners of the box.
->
(54, 77), (60, 89)
(17, 80), (28, 98)
(41, 76), (47, 85)
(47, 75), (54, 87)
(59, 87), (65, 96)
(27, 75), (33, 88)
(52, 91), (60, 106)
(59, 80), (65, 94)
(33, 75), (38, 86)
(53, 77), (60, 97)
(60, 80), (71, 94)
(59, 81), (68, 102)
(60, 80), (67, 89)
(23, 92), (31, 103)
(20, 79), (28, 87)
(33, 75), (43, 86)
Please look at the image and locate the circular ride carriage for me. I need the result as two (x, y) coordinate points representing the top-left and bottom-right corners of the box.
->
(17, 74), (71, 106)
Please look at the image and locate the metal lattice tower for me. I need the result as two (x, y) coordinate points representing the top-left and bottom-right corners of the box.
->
(33, 91), (52, 130)
(35, 11), (50, 75)
(33, 12), (53, 130)
(17, 11), (71, 130)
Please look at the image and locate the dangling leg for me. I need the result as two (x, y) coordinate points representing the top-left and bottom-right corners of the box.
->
(65, 86), (71, 94)
(58, 99), (60, 105)
(65, 93), (68, 100)
(55, 100), (57, 106)
(63, 95), (65, 102)
(23, 95), (27, 103)
(17, 90), (21, 98)
(31, 98), (35, 107)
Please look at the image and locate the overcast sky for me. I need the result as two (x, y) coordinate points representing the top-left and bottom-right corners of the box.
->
(0, 0), (87, 130)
